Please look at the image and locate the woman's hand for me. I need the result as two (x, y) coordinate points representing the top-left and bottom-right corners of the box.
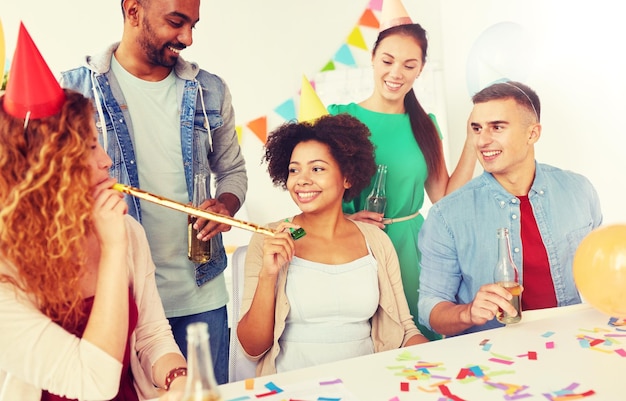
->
(346, 210), (386, 229)
(92, 178), (128, 251)
(260, 221), (299, 277)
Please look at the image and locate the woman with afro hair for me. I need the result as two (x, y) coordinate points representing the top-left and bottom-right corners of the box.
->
(237, 114), (428, 377)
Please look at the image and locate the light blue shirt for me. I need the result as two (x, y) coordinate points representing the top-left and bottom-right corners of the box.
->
(417, 162), (602, 335)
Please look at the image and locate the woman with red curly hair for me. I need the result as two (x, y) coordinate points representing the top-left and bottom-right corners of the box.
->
(0, 24), (186, 401)
(237, 114), (428, 377)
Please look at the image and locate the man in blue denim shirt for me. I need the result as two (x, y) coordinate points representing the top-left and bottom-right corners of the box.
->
(418, 82), (602, 337)
(60, 0), (247, 383)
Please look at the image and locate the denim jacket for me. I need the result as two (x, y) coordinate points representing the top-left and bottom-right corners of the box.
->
(60, 43), (247, 286)
(417, 163), (602, 335)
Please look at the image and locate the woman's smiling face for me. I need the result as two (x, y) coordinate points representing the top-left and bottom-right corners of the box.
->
(286, 140), (350, 213)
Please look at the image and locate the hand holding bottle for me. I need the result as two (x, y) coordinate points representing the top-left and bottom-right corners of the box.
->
(493, 228), (523, 324)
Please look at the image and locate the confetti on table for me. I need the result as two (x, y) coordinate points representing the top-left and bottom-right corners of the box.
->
(579, 327), (610, 333)
(490, 351), (514, 360)
(225, 396), (251, 401)
(395, 350), (421, 361)
(245, 378), (254, 390)
(542, 331), (555, 338)
(542, 382), (595, 400)
(438, 384), (467, 401)
(479, 338), (490, 346)
(319, 379), (343, 386)
(546, 341), (555, 349)
(400, 382), (409, 392)
(264, 382), (283, 393)
(517, 351), (538, 360)
(388, 397), (400, 401)
(483, 380), (531, 399)
(255, 390), (278, 397)
(615, 348), (626, 357)
(469, 365), (485, 377)
(482, 343), (493, 351)
(489, 357), (515, 365)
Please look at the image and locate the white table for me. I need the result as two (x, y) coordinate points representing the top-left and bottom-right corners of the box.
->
(217, 304), (624, 400)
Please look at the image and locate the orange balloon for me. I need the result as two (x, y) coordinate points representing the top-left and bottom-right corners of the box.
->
(573, 224), (626, 318)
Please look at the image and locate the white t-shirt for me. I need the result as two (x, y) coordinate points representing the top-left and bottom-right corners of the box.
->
(111, 57), (227, 316)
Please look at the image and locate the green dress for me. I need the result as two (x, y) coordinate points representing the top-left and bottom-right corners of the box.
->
(328, 103), (441, 340)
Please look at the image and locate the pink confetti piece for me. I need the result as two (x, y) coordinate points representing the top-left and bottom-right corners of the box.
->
(504, 393), (533, 400)
(489, 357), (515, 365)
(319, 378), (343, 386)
(546, 341), (555, 349)
(388, 397), (400, 401)
(615, 348), (626, 357)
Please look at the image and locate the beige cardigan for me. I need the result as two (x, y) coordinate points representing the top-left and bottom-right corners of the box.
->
(239, 219), (422, 376)
(0, 216), (183, 401)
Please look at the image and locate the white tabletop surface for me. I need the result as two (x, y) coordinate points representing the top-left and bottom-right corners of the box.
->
(216, 303), (624, 401)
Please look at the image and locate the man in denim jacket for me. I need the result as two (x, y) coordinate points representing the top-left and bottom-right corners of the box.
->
(61, 0), (247, 383)
(417, 81), (602, 337)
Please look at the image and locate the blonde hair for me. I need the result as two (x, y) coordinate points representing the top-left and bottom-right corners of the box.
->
(0, 90), (95, 329)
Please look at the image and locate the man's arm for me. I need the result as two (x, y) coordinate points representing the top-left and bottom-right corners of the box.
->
(429, 284), (518, 336)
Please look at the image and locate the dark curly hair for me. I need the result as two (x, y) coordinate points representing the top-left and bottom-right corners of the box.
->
(263, 114), (376, 201)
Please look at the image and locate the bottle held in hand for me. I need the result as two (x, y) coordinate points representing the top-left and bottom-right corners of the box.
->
(365, 164), (387, 214)
(188, 173), (212, 263)
(494, 227), (522, 324)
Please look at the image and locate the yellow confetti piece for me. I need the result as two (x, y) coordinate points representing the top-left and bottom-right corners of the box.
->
(490, 351), (514, 360)
(589, 347), (614, 354)
(579, 327), (611, 333)
(244, 378), (254, 390)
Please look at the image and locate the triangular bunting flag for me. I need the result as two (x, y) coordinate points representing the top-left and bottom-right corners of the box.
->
(333, 44), (357, 67)
(359, 9), (380, 29)
(346, 26), (368, 50)
(273, 98), (296, 122)
(368, 0), (383, 12)
(235, 125), (242, 144)
(321, 60), (336, 72)
(246, 115), (267, 144)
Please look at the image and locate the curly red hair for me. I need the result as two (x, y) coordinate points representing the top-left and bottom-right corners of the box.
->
(0, 90), (95, 330)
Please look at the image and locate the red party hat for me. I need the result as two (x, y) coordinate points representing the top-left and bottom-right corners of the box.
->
(379, 0), (413, 31)
(3, 22), (65, 120)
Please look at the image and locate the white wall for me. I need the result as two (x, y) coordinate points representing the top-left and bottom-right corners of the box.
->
(3, 0), (624, 251)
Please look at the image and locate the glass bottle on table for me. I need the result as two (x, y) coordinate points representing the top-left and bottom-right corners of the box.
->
(493, 227), (522, 324)
(182, 322), (222, 401)
(188, 172), (212, 263)
(365, 164), (387, 214)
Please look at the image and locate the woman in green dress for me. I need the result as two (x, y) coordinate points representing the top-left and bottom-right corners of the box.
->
(328, 22), (476, 340)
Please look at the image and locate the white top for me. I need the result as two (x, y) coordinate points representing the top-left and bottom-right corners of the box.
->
(275, 252), (380, 373)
